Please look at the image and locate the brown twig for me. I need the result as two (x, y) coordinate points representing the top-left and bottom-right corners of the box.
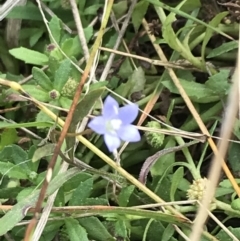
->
(23, 0), (114, 239)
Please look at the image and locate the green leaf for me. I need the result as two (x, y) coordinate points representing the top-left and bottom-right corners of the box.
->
(113, 0), (128, 18)
(0, 167), (80, 235)
(170, 167), (184, 201)
(231, 198), (240, 211)
(65, 218), (88, 241)
(118, 58), (133, 79)
(36, 101), (59, 124)
(216, 227), (240, 241)
(0, 121), (53, 129)
(0, 162), (28, 179)
(162, 224), (175, 241)
(49, 15), (62, 44)
(207, 41), (238, 58)
(146, 0), (233, 40)
(128, 66), (146, 97)
(118, 185), (135, 207)
(132, 1), (149, 32)
(151, 138), (176, 177)
(17, 187), (35, 202)
(59, 96), (72, 109)
(62, 173), (92, 193)
(162, 79), (219, 103)
(161, 0), (202, 69)
(32, 143), (56, 163)
(6, 5), (42, 20)
(115, 220), (128, 238)
(62, 28), (93, 57)
(69, 177), (93, 205)
(32, 67), (53, 91)
(66, 88), (104, 159)
(61, 38), (79, 57)
(0, 187), (23, 199)
(201, 12), (228, 63)
(22, 84), (50, 102)
(29, 28), (45, 47)
(0, 144), (30, 170)
(83, 4), (103, 15)
(0, 128), (18, 150)
(54, 59), (72, 91)
(79, 217), (114, 241)
(205, 69), (231, 96)
(228, 143), (240, 173)
(9, 47), (48, 65)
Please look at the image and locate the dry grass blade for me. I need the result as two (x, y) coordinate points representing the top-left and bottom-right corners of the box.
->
(188, 29), (240, 241)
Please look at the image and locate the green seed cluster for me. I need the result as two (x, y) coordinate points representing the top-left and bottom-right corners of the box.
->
(61, 78), (78, 98)
(145, 121), (164, 149)
(187, 178), (209, 201)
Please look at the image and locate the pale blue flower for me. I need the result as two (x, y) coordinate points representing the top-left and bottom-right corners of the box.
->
(88, 96), (141, 152)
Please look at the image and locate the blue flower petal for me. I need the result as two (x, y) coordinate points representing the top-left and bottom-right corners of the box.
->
(117, 124), (141, 142)
(102, 96), (119, 118)
(88, 116), (106, 134)
(104, 133), (121, 152)
(118, 103), (138, 124)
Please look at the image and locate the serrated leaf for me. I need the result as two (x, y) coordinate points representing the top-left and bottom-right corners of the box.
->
(0, 144), (31, 175)
(62, 173), (92, 193)
(32, 67), (53, 91)
(207, 41), (238, 58)
(170, 167), (183, 201)
(79, 217), (114, 241)
(65, 218), (89, 241)
(0, 167), (80, 235)
(132, 1), (149, 32)
(54, 59), (72, 91)
(66, 88), (104, 160)
(118, 185), (135, 207)
(162, 1), (185, 53)
(32, 143), (56, 162)
(49, 15), (62, 44)
(22, 84), (50, 102)
(0, 162), (28, 179)
(162, 78), (219, 103)
(201, 12), (228, 63)
(162, 1), (201, 69)
(115, 220), (128, 238)
(69, 177), (93, 205)
(9, 47), (48, 65)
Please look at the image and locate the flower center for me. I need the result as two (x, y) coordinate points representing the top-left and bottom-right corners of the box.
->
(106, 119), (122, 134)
